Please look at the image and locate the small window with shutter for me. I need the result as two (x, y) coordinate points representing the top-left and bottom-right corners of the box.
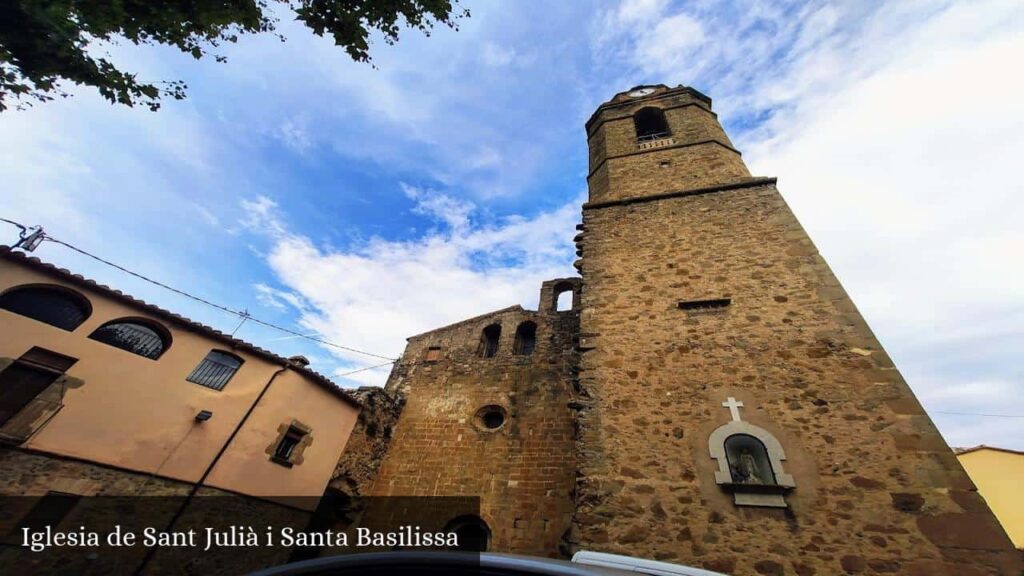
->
(186, 350), (243, 391)
(424, 346), (442, 363)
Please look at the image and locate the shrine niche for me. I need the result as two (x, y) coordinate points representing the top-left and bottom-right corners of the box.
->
(708, 397), (795, 508)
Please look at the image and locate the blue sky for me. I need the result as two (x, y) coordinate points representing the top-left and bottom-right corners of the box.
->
(2, 0), (1023, 449)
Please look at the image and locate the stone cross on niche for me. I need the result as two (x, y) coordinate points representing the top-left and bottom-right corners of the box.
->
(722, 397), (744, 421)
(709, 395), (797, 507)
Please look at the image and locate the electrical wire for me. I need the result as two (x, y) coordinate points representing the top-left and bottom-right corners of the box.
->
(336, 360), (396, 377)
(6, 219), (1024, 405)
(933, 411), (1024, 418)
(0, 217), (27, 230)
(42, 236), (397, 361)
(0, 216), (397, 365)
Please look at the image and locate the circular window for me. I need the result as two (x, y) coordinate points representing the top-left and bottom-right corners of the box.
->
(473, 405), (508, 432)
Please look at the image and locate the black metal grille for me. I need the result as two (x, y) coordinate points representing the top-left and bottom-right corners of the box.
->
(186, 350), (242, 391)
(634, 107), (671, 141)
(636, 130), (671, 142)
(0, 286), (90, 331)
(89, 321), (167, 359)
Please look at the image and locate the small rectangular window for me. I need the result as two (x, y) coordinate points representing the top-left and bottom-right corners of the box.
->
(20, 347), (78, 373)
(272, 426), (307, 467)
(0, 361), (65, 426)
(424, 347), (442, 363)
(678, 298), (732, 311)
(187, 350), (243, 391)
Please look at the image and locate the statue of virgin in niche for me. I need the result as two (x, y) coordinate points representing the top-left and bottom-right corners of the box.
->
(738, 448), (765, 484)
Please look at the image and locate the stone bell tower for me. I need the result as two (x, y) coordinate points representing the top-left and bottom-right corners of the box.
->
(570, 85), (1019, 575)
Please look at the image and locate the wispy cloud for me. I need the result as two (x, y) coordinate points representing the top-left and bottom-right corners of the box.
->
(239, 189), (580, 385)
(2, 0), (1020, 449)
(585, 0), (1024, 448)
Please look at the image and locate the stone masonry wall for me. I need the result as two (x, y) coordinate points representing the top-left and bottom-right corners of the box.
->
(571, 180), (1021, 575)
(586, 87), (750, 205)
(0, 448), (307, 575)
(370, 283), (580, 557)
(329, 386), (402, 498)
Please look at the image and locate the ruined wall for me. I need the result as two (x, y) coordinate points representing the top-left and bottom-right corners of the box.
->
(572, 87), (1021, 575)
(330, 386), (403, 497)
(370, 281), (580, 557)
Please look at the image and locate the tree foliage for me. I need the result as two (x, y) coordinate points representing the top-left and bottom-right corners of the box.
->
(0, 1), (468, 111)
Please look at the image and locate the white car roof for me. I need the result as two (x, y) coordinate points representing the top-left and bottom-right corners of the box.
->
(572, 551), (730, 576)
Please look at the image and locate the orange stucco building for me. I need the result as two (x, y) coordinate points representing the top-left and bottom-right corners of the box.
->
(957, 446), (1024, 549)
(0, 246), (360, 503)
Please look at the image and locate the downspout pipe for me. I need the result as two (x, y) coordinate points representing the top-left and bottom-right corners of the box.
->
(134, 363), (291, 575)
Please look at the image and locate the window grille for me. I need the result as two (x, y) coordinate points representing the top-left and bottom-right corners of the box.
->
(89, 320), (168, 359)
(0, 285), (90, 331)
(186, 350), (243, 391)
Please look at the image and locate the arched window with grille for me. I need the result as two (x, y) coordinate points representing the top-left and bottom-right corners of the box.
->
(88, 318), (170, 360)
(513, 321), (537, 356)
(633, 106), (671, 141)
(0, 284), (91, 331)
(186, 350), (243, 391)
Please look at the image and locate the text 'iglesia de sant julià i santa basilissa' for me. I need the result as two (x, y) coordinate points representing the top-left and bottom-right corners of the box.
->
(1, 85), (1020, 575)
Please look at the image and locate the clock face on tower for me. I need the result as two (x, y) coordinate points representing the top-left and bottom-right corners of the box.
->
(628, 87), (656, 97)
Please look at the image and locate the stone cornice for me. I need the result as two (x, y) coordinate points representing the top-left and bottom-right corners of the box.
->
(582, 177), (778, 211)
(587, 139), (743, 181)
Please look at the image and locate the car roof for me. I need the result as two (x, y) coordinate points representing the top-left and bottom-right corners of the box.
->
(247, 551), (635, 575)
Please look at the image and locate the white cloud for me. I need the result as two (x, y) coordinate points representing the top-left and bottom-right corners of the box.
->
(590, 0), (1024, 448)
(275, 116), (313, 155)
(481, 43), (517, 67)
(402, 183), (475, 232)
(632, 14), (705, 74)
(241, 190), (580, 386)
(3, 0), (1020, 451)
(740, 1), (1024, 449)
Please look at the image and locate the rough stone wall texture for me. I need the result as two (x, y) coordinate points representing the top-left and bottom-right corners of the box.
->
(0, 448), (307, 575)
(370, 281), (581, 557)
(329, 386), (403, 497)
(570, 87), (1021, 575)
(0, 447), (193, 498)
(587, 86), (750, 205)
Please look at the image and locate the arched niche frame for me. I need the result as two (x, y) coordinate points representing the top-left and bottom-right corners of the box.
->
(708, 416), (795, 508)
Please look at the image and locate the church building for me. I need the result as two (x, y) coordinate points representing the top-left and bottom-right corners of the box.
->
(345, 84), (1021, 575)
(0, 84), (1019, 576)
